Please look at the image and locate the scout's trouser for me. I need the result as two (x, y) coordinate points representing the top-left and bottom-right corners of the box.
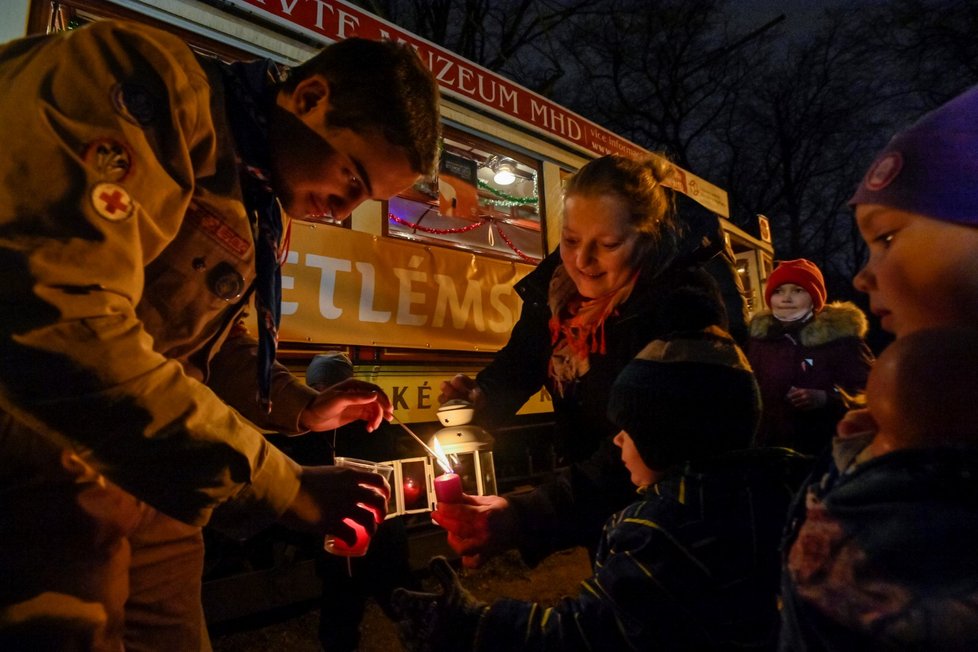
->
(0, 418), (210, 652)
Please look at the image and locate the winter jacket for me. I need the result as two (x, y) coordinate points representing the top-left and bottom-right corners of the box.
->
(477, 448), (812, 651)
(747, 302), (873, 454)
(779, 440), (978, 650)
(675, 203), (750, 344)
(0, 21), (312, 534)
(476, 250), (728, 563)
(478, 250), (727, 463)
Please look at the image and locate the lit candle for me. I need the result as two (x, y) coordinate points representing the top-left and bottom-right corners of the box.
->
(434, 472), (464, 503)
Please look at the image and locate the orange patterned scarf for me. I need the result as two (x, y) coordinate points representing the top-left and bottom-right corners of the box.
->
(547, 265), (638, 397)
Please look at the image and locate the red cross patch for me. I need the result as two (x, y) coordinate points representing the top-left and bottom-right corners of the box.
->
(91, 182), (135, 222)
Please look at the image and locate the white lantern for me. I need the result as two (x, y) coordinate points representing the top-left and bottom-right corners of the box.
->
(428, 400), (496, 498)
(383, 400), (496, 517)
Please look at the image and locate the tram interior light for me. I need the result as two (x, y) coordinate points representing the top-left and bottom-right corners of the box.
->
(493, 158), (517, 185)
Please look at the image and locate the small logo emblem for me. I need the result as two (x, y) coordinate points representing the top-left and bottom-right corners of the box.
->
(863, 152), (903, 191)
(111, 82), (160, 126)
(91, 183), (135, 221)
(207, 262), (245, 301)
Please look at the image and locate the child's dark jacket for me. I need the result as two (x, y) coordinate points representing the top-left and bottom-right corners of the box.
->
(780, 440), (978, 650)
(474, 448), (810, 651)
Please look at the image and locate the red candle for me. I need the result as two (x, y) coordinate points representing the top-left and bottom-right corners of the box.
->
(434, 472), (464, 503)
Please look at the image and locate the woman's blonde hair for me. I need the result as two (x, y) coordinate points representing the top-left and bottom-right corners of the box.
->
(563, 154), (680, 272)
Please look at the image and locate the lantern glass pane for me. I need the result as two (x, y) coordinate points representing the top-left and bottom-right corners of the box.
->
(400, 459), (430, 512)
(478, 451), (496, 496)
(452, 452), (478, 494)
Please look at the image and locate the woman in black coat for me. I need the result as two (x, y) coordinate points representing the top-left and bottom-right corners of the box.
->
(435, 154), (728, 565)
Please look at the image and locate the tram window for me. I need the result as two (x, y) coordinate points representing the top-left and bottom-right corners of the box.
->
(736, 256), (754, 313)
(387, 130), (544, 263)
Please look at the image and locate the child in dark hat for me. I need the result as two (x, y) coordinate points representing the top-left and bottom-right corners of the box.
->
(850, 84), (978, 338)
(393, 327), (809, 651)
(747, 258), (874, 454)
(781, 84), (978, 650)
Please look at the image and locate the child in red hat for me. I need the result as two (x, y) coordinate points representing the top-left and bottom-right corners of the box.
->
(746, 258), (873, 454)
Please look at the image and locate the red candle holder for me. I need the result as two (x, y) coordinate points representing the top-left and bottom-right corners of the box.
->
(323, 457), (392, 557)
(323, 518), (370, 556)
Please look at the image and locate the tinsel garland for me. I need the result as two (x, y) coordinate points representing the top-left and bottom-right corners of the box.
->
(477, 179), (539, 205)
(493, 224), (539, 264)
(388, 213), (485, 234)
(389, 213), (541, 264)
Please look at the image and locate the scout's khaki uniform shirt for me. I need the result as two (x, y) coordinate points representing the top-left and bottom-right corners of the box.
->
(0, 20), (313, 533)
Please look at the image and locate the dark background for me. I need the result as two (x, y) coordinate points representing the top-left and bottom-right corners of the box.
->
(351, 0), (977, 351)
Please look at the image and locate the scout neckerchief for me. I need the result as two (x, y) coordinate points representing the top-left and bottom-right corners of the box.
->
(547, 265), (639, 398)
(220, 60), (289, 414)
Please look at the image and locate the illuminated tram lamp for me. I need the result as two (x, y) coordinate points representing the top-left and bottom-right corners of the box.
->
(492, 158), (517, 186)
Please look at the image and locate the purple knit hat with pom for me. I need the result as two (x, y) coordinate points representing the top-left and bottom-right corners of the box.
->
(849, 84), (978, 225)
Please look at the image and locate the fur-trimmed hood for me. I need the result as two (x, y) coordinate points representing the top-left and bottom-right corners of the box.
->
(749, 301), (869, 347)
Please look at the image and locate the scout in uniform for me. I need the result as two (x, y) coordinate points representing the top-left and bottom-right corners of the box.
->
(0, 20), (439, 651)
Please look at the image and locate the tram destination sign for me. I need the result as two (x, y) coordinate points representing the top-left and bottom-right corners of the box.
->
(226, 0), (729, 217)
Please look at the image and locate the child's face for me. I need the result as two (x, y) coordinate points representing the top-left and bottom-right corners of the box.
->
(853, 204), (978, 337)
(769, 283), (814, 320)
(613, 430), (657, 487)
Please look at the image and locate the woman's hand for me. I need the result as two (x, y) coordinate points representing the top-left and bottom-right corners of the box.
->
(431, 494), (516, 568)
(437, 374), (486, 410)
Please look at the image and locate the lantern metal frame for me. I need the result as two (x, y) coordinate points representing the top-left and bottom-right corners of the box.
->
(382, 402), (496, 518)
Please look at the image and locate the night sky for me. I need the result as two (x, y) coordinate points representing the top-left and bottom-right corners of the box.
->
(727, 0), (837, 39)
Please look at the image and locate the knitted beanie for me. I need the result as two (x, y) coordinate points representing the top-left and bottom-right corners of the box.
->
(607, 327), (760, 471)
(849, 84), (978, 225)
(764, 258), (826, 313)
(306, 351), (354, 388)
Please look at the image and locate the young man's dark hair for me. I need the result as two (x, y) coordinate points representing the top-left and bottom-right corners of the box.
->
(283, 37), (440, 176)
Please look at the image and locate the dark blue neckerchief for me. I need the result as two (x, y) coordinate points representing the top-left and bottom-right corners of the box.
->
(219, 59), (285, 414)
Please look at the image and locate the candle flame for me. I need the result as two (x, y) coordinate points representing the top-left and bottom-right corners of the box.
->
(431, 437), (453, 474)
